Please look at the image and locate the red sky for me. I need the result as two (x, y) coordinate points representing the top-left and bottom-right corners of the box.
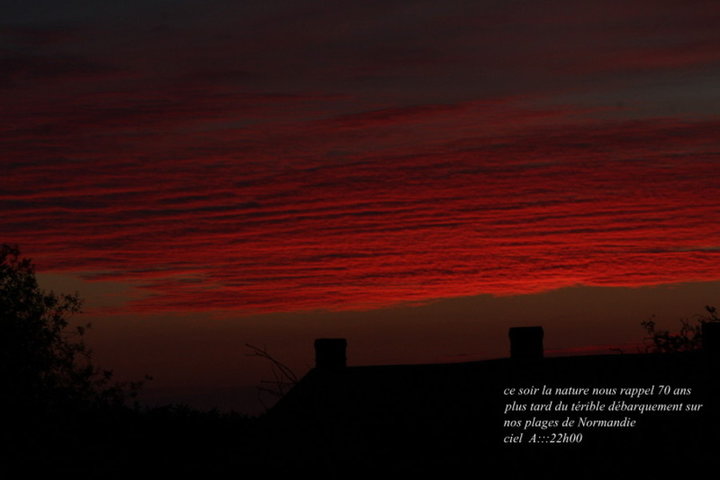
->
(2, 0), (720, 412)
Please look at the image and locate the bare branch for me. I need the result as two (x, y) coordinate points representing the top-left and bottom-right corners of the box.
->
(246, 343), (299, 406)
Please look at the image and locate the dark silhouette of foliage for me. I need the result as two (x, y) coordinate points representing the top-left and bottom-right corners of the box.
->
(0, 243), (143, 412)
(641, 305), (719, 353)
(0, 245), (264, 476)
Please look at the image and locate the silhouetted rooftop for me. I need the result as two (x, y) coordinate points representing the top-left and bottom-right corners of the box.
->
(260, 328), (718, 478)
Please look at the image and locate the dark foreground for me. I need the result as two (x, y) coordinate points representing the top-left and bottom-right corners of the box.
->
(3, 351), (718, 479)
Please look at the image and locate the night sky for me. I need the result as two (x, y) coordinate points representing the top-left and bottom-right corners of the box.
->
(3, 1), (720, 413)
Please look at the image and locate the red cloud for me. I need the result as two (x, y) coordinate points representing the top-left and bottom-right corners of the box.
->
(4, 1), (720, 315)
(5, 108), (720, 313)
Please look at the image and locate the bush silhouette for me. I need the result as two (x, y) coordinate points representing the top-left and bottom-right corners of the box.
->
(641, 305), (719, 353)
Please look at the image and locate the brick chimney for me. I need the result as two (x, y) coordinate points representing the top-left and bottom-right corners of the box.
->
(509, 326), (544, 359)
(314, 338), (347, 369)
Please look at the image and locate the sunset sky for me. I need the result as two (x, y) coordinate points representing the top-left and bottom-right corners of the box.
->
(3, 1), (720, 412)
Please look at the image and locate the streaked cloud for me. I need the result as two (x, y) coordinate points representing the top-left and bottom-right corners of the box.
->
(3, 0), (719, 315)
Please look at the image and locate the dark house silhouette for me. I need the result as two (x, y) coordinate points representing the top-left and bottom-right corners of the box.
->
(261, 325), (719, 479)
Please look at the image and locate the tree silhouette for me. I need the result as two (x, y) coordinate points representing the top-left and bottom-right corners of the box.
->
(0, 243), (142, 412)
